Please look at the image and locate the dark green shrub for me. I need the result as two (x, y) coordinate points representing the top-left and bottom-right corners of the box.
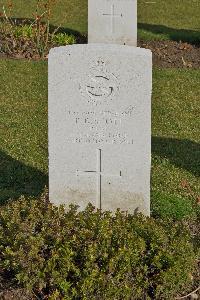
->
(0, 194), (196, 299)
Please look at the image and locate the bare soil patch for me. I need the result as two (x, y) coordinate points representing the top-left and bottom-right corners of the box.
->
(138, 39), (200, 69)
(0, 33), (199, 69)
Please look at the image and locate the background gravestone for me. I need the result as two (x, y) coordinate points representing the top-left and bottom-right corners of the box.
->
(88, 0), (137, 46)
(49, 44), (152, 215)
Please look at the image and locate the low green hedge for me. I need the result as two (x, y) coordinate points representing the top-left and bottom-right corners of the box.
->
(0, 194), (196, 299)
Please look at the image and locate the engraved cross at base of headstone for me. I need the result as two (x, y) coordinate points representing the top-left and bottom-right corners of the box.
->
(76, 148), (122, 210)
(102, 4), (123, 34)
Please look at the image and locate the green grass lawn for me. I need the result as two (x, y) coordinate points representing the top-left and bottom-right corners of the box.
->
(0, 60), (48, 202)
(152, 68), (200, 218)
(138, 0), (200, 43)
(0, 0), (199, 42)
(0, 59), (199, 219)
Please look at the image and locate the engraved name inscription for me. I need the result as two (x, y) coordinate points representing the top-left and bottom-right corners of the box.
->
(67, 106), (134, 129)
(66, 106), (135, 144)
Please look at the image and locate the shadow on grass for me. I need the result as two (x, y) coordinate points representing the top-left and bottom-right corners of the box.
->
(0, 17), (87, 43)
(138, 23), (200, 45)
(0, 150), (48, 205)
(152, 136), (200, 176)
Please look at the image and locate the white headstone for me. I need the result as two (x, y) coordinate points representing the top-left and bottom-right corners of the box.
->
(49, 44), (151, 215)
(88, 0), (137, 46)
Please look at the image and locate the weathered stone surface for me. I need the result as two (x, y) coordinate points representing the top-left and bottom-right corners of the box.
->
(88, 0), (137, 46)
(49, 44), (152, 215)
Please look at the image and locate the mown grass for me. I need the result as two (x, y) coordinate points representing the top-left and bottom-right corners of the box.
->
(0, 60), (199, 218)
(0, 0), (199, 43)
(152, 68), (200, 218)
(152, 69), (200, 193)
(138, 0), (200, 43)
(0, 59), (48, 203)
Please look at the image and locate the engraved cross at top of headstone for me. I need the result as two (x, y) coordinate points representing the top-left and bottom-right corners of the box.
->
(76, 149), (122, 209)
(102, 4), (123, 34)
(88, 0), (137, 46)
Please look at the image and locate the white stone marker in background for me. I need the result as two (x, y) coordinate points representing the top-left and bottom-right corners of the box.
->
(88, 0), (137, 46)
(49, 44), (151, 215)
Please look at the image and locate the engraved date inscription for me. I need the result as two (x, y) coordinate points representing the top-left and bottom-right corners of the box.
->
(67, 132), (134, 145)
(66, 105), (135, 145)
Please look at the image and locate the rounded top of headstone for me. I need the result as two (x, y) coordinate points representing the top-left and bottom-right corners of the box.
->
(48, 44), (152, 58)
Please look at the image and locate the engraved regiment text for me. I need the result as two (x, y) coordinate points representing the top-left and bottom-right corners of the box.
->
(66, 106), (134, 145)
